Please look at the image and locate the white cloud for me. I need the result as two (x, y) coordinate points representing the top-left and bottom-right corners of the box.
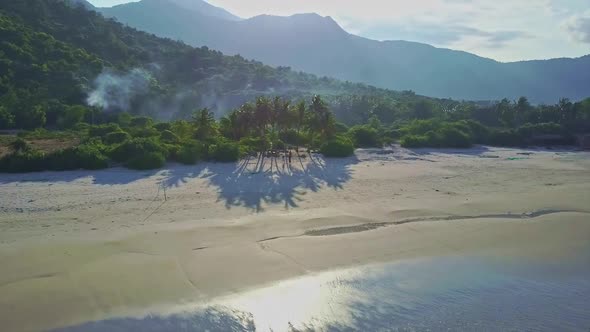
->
(564, 10), (590, 44)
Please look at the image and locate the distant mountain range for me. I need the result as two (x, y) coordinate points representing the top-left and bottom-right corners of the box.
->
(98, 0), (590, 103)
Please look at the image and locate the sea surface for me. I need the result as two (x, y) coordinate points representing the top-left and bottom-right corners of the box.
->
(56, 254), (590, 332)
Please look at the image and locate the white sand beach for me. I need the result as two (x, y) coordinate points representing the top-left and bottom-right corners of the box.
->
(1, 145), (590, 332)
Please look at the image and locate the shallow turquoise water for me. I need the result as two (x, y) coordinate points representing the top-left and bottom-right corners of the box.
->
(56, 255), (590, 332)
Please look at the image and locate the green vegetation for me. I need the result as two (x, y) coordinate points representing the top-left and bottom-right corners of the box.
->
(399, 120), (472, 148)
(320, 136), (355, 158)
(126, 152), (165, 170)
(2, 93), (589, 173)
(347, 125), (381, 148)
(0, 95), (356, 172)
(0, 1), (589, 174)
(104, 131), (130, 145)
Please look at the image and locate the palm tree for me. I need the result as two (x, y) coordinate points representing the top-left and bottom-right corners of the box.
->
(309, 95), (335, 143)
(219, 110), (241, 140)
(254, 96), (273, 140)
(236, 102), (255, 137)
(274, 97), (292, 144)
(192, 108), (216, 140)
(293, 100), (307, 149)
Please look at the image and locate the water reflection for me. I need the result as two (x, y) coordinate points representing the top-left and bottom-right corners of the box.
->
(56, 256), (590, 332)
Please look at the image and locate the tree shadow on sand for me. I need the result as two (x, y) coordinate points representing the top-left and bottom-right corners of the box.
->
(0, 167), (164, 186)
(0, 154), (359, 212)
(201, 153), (359, 212)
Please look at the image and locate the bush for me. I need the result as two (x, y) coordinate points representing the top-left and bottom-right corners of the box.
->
(399, 120), (473, 148)
(129, 116), (154, 128)
(0, 106), (15, 129)
(128, 126), (160, 138)
(320, 136), (355, 157)
(517, 122), (563, 137)
(460, 120), (489, 143)
(73, 122), (91, 132)
(154, 122), (172, 132)
(488, 129), (524, 146)
(160, 130), (180, 143)
(334, 122), (349, 134)
(175, 141), (203, 165)
(209, 141), (240, 162)
(104, 131), (131, 145)
(126, 152), (166, 170)
(0, 149), (45, 173)
(9, 138), (30, 152)
(348, 125), (381, 147)
(72, 145), (109, 170)
(110, 138), (168, 163)
(47, 145), (108, 171)
(57, 105), (87, 129)
(399, 119), (439, 137)
(437, 126), (472, 148)
(400, 134), (430, 148)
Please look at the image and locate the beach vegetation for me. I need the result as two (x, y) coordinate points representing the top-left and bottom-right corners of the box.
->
(104, 131), (130, 145)
(126, 151), (166, 170)
(348, 125), (381, 148)
(320, 136), (355, 157)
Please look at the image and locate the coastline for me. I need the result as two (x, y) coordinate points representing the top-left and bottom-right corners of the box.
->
(1, 146), (589, 332)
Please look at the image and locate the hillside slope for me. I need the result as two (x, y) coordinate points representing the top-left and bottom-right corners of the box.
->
(0, 0), (439, 128)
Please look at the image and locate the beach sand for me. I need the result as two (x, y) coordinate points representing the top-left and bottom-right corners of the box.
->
(1, 145), (589, 332)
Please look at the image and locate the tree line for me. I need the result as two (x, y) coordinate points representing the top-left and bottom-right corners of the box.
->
(0, 95), (357, 173)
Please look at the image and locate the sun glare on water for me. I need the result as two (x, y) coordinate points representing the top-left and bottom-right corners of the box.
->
(222, 268), (367, 331)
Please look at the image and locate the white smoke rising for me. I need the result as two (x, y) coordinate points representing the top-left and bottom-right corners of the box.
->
(86, 68), (153, 112)
(85, 66), (299, 120)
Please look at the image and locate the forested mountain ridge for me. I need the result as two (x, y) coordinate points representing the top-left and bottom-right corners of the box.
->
(99, 0), (590, 104)
(0, 0), (440, 129)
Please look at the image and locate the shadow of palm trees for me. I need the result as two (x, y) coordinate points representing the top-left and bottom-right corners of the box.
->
(201, 153), (359, 212)
(0, 154), (358, 212)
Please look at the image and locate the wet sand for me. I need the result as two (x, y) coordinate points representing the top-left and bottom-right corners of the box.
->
(1, 146), (589, 331)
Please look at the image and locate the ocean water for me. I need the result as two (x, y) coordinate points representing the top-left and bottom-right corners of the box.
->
(56, 255), (590, 332)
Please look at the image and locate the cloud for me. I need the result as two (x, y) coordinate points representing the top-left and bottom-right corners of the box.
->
(347, 20), (531, 49)
(564, 11), (590, 44)
(485, 30), (532, 48)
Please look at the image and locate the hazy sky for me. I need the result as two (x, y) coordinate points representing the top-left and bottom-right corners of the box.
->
(88, 0), (590, 62)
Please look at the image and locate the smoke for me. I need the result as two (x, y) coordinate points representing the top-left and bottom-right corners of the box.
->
(85, 66), (303, 120)
(86, 68), (153, 112)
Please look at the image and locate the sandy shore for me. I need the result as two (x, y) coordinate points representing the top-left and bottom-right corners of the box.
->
(1, 145), (590, 332)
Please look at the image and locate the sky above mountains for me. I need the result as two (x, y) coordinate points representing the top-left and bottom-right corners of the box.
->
(88, 0), (590, 62)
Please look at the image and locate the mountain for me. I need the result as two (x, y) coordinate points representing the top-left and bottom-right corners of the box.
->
(102, 0), (239, 22)
(64, 0), (94, 9)
(168, 0), (240, 20)
(0, 0), (442, 129)
(99, 0), (590, 104)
